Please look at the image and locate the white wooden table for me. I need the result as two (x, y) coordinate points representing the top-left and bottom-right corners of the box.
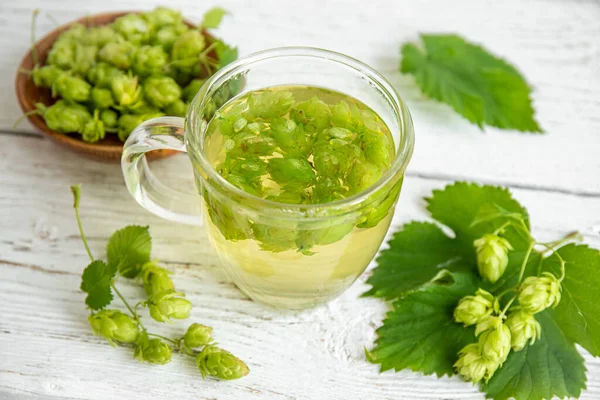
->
(1, 0), (599, 399)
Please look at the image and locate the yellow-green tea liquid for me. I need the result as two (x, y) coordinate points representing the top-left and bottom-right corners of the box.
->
(199, 85), (399, 308)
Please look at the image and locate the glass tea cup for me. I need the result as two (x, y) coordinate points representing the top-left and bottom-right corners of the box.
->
(122, 47), (414, 309)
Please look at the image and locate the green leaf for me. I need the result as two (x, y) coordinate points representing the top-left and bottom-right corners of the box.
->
(544, 244), (600, 356)
(426, 182), (530, 250)
(202, 7), (228, 29)
(482, 311), (587, 400)
(401, 34), (542, 133)
(80, 260), (116, 310)
(364, 222), (469, 299)
(367, 271), (478, 377)
(106, 225), (151, 278)
(217, 44), (238, 69)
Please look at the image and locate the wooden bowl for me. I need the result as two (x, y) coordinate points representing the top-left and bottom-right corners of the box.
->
(15, 12), (203, 163)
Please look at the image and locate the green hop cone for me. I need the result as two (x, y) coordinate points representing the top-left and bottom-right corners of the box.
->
(147, 290), (192, 323)
(289, 97), (330, 132)
(171, 30), (206, 68)
(246, 90), (295, 120)
(151, 23), (189, 52)
(90, 87), (115, 109)
(143, 76), (182, 108)
(195, 345), (249, 380)
(478, 322), (511, 366)
(475, 315), (504, 337)
(31, 65), (62, 88)
(112, 13), (150, 44)
(82, 26), (119, 47)
(184, 323), (213, 349)
(473, 234), (513, 283)
(346, 161), (381, 195)
(98, 42), (136, 70)
(454, 289), (499, 326)
(132, 45), (168, 77)
(80, 110), (106, 143)
(505, 310), (542, 351)
(87, 62), (123, 89)
(518, 272), (562, 314)
(100, 109), (118, 129)
(47, 41), (76, 70)
(37, 100), (92, 133)
(52, 74), (91, 103)
(267, 157), (316, 188)
(134, 331), (172, 365)
(141, 261), (174, 296)
(454, 343), (498, 384)
(88, 310), (140, 346)
(143, 7), (183, 27)
(164, 99), (188, 117)
(72, 44), (98, 76)
(111, 74), (142, 107)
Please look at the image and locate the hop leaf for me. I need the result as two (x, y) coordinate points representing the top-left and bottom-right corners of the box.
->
(505, 310), (541, 351)
(88, 310), (140, 346)
(80, 260), (117, 310)
(454, 288), (499, 326)
(474, 234), (512, 283)
(134, 331), (172, 365)
(202, 7), (228, 29)
(184, 323), (213, 349)
(147, 290), (192, 323)
(518, 272), (562, 314)
(400, 34), (542, 132)
(196, 345), (249, 380)
(106, 225), (151, 278)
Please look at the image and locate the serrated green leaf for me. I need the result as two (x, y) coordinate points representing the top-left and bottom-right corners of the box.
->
(364, 222), (470, 299)
(80, 260), (116, 310)
(368, 272), (478, 377)
(544, 244), (600, 356)
(106, 225), (151, 278)
(426, 182), (530, 250)
(202, 7), (228, 29)
(482, 311), (587, 400)
(401, 34), (542, 133)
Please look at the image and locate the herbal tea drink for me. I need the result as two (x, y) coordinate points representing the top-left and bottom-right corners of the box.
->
(200, 86), (397, 307)
(122, 47), (415, 309)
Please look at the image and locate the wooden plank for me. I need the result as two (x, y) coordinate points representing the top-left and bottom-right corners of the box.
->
(0, 0), (599, 193)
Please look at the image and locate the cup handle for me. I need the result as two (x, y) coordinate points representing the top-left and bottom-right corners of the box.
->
(121, 116), (203, 226)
